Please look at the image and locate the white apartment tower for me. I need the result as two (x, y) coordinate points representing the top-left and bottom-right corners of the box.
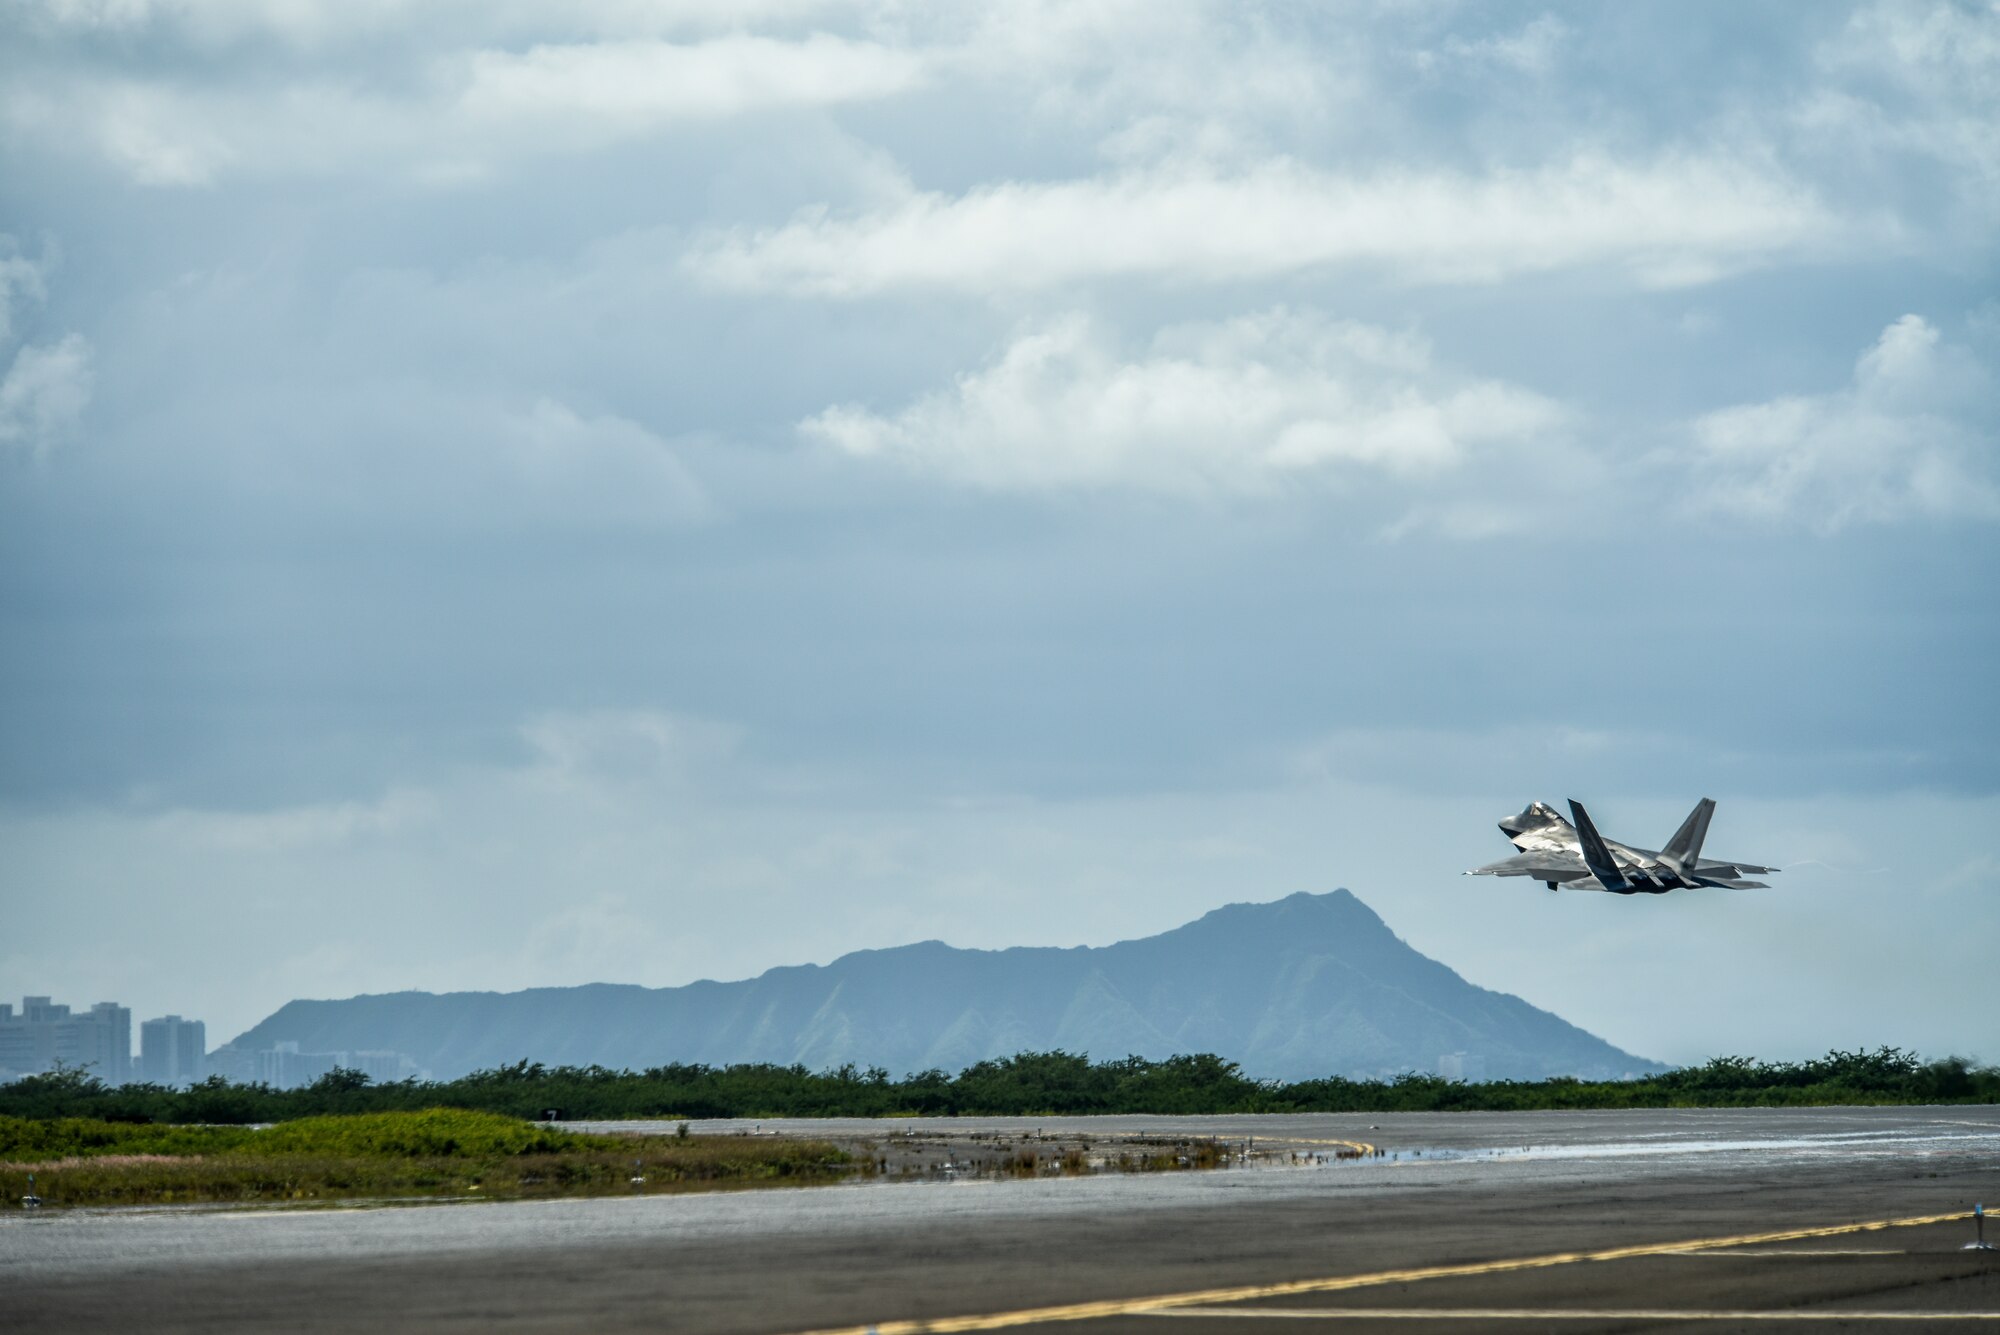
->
(140, 1014), (207, 1086)
(0, 996), (131, 1083)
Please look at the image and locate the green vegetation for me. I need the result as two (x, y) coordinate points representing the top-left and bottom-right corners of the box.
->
(1, 1048), (1986, 1208)
(0, 1108), (584, 1160)
(0, 1108), (852, 1208)
(2, 1046), (1992, 1126)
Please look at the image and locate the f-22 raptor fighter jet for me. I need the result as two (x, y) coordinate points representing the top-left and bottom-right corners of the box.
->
(1467, 797), (1777, 894)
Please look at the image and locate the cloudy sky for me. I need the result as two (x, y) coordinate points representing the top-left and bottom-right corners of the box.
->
(3, 0), (1996, 1069)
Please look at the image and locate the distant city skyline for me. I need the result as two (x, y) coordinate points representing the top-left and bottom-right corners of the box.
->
(0, 995), (129, 1085)
(0, 994), (215, 1086)
(0, 992), (435, 1090)
(3, 2), (1995, 1065)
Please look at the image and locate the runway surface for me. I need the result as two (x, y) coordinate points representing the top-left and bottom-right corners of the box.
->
(6, 1106), (1998, 1332)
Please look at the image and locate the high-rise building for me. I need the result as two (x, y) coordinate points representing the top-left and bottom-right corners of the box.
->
(0, 1005), (36, 1081)
(347, 1050), (422, 1084)
(204, 1046), (258, 1084)
(74, 1002), (132, 1083)
(140, 1015), (207, 1086)
(210, 1042), (424, 1090)
(0, 996), (130, 1083)
(256, 1041), (341, 1089)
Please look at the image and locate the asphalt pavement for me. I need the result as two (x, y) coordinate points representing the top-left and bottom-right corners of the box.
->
(5, 1106), (1998, 1333)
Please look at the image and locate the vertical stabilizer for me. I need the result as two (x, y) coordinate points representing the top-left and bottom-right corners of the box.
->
(1660, 797), (1715, 871)
(1568, 799), (1629, 890)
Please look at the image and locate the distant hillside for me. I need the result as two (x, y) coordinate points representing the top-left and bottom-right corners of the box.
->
(226, 889), (1660, 1082)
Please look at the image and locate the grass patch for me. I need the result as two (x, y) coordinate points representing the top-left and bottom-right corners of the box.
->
(1, 1109), (852, 1208)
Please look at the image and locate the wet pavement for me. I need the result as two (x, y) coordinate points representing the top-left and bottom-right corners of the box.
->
(5, 1106), (1998, 1332)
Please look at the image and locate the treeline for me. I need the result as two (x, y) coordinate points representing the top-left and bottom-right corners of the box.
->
(1, 1047), (1991, 1124)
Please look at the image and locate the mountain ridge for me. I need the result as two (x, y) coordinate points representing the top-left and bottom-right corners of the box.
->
(225, 889), (1661, 1081)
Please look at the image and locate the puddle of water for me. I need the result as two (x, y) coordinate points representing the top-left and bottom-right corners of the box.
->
(1360, 1128), (2000, 1167)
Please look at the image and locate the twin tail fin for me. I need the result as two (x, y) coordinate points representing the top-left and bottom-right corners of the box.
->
(1660, 797), (1715, 872)
(1567, 799), (1629, 891)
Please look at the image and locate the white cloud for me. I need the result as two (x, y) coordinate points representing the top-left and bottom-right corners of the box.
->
(1809, 0), (2000, 206)
(1374, 499), (1539, 543)
(0, 235), (92, 458)
(1688, 314), (2000, 529)
(22, 0), (155, 29)
(21, 0), (854, 46)
(1418, 13), (1569, 78)
(88, 82), (242, 186)
(6, 2), (1356, 189)
(0, 333), (93, 459)
(496, 398), (711, 526)
(162, 384), (712, 529)
(801, 309), (1564, 495)
(693, 154), (1855, 296)
(523, 894), (683, 985)
(457, 34), (930, 131)
(5, 76), (390, 187)
(154, 789), (437, 854)
(518, 709), (743, 792)
(0, 243), (50, 344)
(6, 32), (933, 186)
(953, 0), (1350, 162)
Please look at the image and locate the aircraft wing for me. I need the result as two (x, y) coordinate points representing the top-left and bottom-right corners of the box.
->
(1466, 850), (1588, 878)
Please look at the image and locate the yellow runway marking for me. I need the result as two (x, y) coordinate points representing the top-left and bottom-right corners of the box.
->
(1676, 1248), (1907, 1257)
(1148, 1307), (2000, 1322)
(793, 1211), (1967, 1335)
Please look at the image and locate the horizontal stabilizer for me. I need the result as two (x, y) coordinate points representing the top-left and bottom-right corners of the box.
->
(1693, 860), (1777, 878)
